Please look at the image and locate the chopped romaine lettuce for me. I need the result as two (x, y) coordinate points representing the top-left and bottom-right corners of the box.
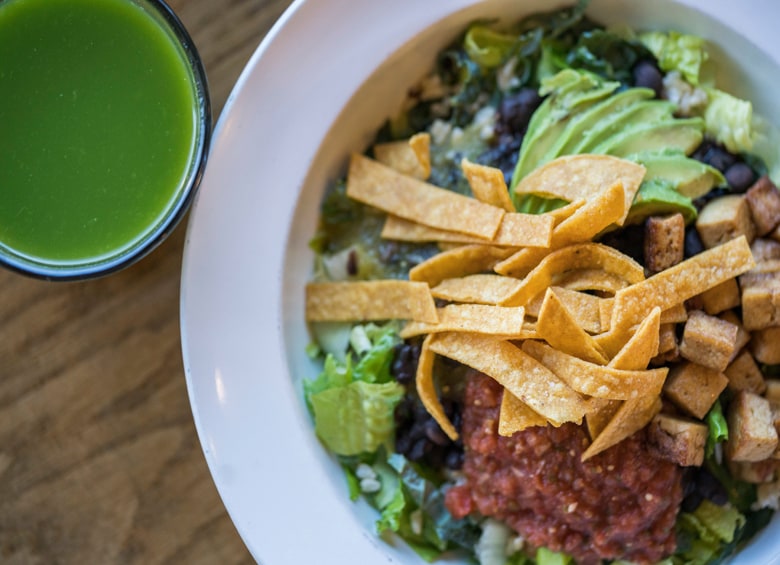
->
(705, 399), (729, 458)
(536, 547), (573, 565)
(309, 380), (403, 455)
(702, 87), (754, 153)
(639, 30), (708, 85)
(464, 25), (518, 68)
(305, 322), (404, 455)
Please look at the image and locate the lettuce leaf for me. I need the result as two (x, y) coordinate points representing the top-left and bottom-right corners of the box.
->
(310, 380), (403, 455)
(705, 399), (729, 458)
(464, 25), (518, 68)
(702, 87), (754, 153)
(639, 30), (708, 85)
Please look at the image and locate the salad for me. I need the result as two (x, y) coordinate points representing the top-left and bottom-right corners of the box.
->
(303, 2), (780, 564)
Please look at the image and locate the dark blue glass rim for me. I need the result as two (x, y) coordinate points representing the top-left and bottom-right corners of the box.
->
(0, 0), (212, 282)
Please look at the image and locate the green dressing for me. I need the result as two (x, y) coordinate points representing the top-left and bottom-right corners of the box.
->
(0, 0), (198, 266)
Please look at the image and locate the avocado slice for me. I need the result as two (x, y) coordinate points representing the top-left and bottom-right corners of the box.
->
(571, 100), (676, 155)
(512, 72), (620, 186)
(543, 87), (656, 162)
(625, 178), (698, 225)
(591, 117), (705, 158)
(630, 150), (726, 199)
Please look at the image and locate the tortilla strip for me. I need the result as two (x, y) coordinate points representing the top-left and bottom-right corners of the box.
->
(346, 153), (505, 239)
(461, 158), (515, 212)
(381, 212), (554, 248)
(598, 299), (687, 332)
(409, 132), (431, 179)
(428, 333), (587, 425)
(409, 244), (516, 287)
(525, 286), (603, 334)
(535, 289), (608, 365)
(513, 154), (646, 225)
(400, 304), (527, 339)
(611, 236), (755, 329)
(431, 274), (522, 305)
(416, 335), (458, 441)
(495, 181), (627, 277)
(499, 392), (549, 436)
(306, 280), (438, 324)
(373, 139), (427, 180)
(546, 198), (587, 224)
(500, 243), (645, 307)
(554, 268), (630, 294)
(582, 396), (662, 461)
(584, 308), (662, 441)
(522, 340), (668, 400)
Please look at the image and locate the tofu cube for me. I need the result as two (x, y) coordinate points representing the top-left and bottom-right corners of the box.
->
(751, 238), (780, 262)
(679, 310), (739, 371)
(726, 390), (779, 462)
(646, 413), (707, 466)
(741, 286), (780, 330)
(751, 327), (780, 364)
(725, 350), (767, 394)
(696, 194), (756, 249)
(719, 310), (752, 362)
(766, 379), (780, 403)
(664, 361), (729, 419)
(746, 176), (780, 236)
(698, 278), (741, 315)
(644, 213), (685, 273)
(728, 459), (780, 483)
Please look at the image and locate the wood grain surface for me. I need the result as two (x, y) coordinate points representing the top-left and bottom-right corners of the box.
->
(0, 0), (293, 562)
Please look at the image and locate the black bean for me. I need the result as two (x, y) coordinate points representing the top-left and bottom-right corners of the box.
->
(498, 87), (542, 135)
(444, 449), (465, 470)
(394, 428), (414, 455)
(724, 162), (756, 193)
(696, 468), (729, 506)
(424, 419), (451, 446)
(599, 224), (645, 264)
(391, 342), (421, 385)
(408, 438), (432, 462)
(684, 227), (705, 258)
(632, 60), (663, 97)
(699, 144), (738, 173)
(681, 491), (704, 513)
(346, 249), (358, 276)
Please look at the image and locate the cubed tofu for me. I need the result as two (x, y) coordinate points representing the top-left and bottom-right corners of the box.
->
(725, 350), (767, 394)
(746, 176), (780, 236)
(696, 194), (756, 249)
(646, 413), (707, 466)
(751, 238), (780, 262)
(751, 327), (780, 364)
(719, 310), (752, 362)
(644, 213), (685, 273)
(726, 390), (779, 462)
(741, 286), (780, 330)
(728, 459), (780, 483)
(664, 361), (729, 419)
(679, 310), (739, 371)
(766, 380), (780, 403)
(698, 278), (741, 315)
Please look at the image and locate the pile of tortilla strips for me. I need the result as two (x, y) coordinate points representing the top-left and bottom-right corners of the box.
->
(305, 134), (755, 460)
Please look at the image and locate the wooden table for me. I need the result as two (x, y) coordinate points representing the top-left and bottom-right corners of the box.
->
(0, 1), (292, 562)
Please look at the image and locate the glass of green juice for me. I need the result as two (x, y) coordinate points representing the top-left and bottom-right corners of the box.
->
(0, 0), (211, 280)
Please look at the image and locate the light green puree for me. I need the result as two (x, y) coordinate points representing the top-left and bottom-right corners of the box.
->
(0, 0), (197, 265)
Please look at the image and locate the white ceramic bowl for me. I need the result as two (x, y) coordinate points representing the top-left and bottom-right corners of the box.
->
(180, 1), (780, 563)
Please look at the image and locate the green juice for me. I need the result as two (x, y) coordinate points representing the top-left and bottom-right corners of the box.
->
(0, 0), (199, 267)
